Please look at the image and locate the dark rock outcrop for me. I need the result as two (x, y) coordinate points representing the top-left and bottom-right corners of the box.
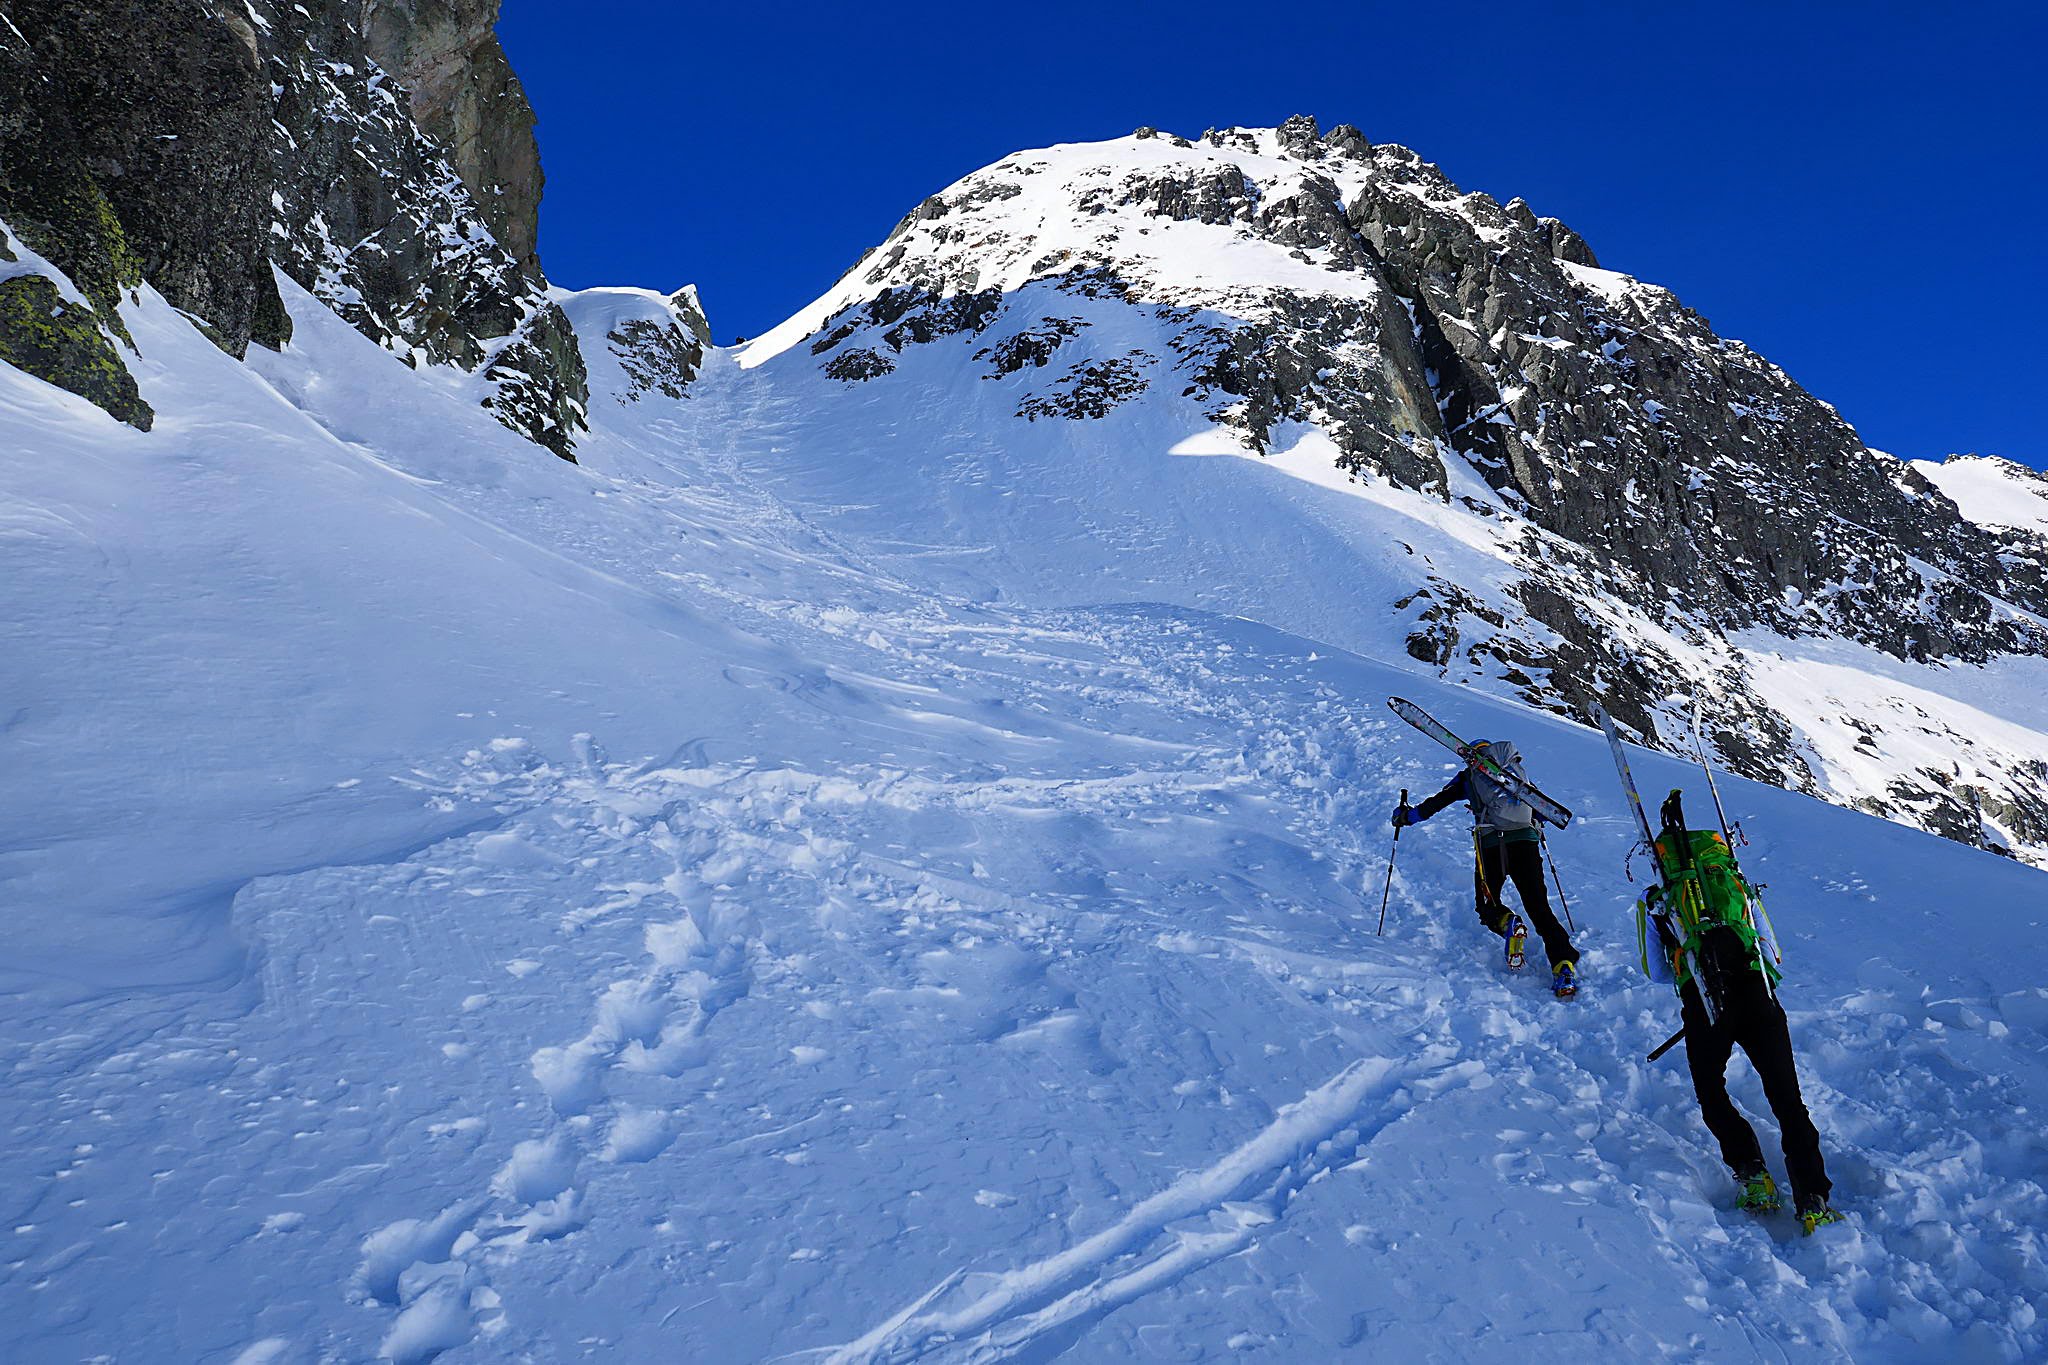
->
(0, 224), (152, 428)
(0, 0), (283, 359)
(1017, 353), (1151, 420)
(0, 0), (588, 454)
(604, 286), (711, 402)
(253, 0), (587, 458)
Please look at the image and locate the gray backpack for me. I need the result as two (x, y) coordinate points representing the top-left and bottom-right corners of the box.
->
(1466, 740), (1537, 832)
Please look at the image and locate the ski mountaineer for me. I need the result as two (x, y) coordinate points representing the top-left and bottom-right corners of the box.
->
(1636, 790), (1843, 1234)
(1392, 740), (1580, 997)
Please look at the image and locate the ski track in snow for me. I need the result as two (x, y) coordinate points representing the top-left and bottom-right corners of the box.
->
(4, 310), (2047, 1362)
(818, 1050), (1484, 1365)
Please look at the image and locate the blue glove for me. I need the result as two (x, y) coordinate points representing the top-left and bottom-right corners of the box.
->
(1391, 804), (1415, 829)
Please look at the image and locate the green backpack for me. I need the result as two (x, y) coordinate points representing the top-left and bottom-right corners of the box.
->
(1636, 819), (1783, 1015)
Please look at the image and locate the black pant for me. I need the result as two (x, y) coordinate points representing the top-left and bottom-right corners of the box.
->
(1473, 835), (1576, 969)
(1679, 969), (1831, 1209)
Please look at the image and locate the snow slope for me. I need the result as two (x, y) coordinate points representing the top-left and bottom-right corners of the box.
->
(741, 263), (2048, 872)
(3, 271), (2046, 1363)
(1914, 454), (2048, 541)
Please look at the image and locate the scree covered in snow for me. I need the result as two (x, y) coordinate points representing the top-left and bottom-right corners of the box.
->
(2, 250), (2047, 1361)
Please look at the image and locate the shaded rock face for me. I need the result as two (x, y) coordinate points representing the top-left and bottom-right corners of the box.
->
(0, 0), (283, 424)
(1337, 158), (2042, 663)
(784, 116), (2048, 858)
(0, 0), (586, 455)
(252, 0), (587, 458)
(0, 0), (282, 356)
(362, 0), (544, 280)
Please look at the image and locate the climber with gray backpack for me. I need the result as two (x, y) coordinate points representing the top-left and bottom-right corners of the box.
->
(1387, 707), (1581, 999)
(1594, 702), (1843, 1234)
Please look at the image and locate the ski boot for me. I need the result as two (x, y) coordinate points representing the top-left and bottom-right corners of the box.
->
(1502, 915), (1528, 970)
(1736, 1169), (1782, 1214)
(1551, 959), (1578, 999)
(1798, 1200), (1844, 1235)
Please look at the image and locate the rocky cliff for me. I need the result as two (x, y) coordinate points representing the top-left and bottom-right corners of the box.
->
(0, 0), (282, 429)
(362, 0), (545, 281)
(253, 0), (586, 457)
(0, 0), (587, 456)
(762, 116), (2048, 858)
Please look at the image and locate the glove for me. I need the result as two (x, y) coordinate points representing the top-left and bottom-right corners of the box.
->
(1391, 804), (1415, 829)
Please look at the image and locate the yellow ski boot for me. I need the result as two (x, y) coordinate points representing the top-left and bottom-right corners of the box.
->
(1737, 1169), (1781, 1213)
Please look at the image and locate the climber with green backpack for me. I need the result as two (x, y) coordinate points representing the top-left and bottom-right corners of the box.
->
(1592, 701), (1841, 1232)
(1636, 788), (1842, 1233)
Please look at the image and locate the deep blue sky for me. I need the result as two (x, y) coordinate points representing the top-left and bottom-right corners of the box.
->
(500, 1), (2044, 466)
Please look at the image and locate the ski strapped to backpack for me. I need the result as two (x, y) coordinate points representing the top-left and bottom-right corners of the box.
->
(1678, 699), (1782, 980)
(1386, 698), (1573, 829)
(1689, 693), (1745, 854)
(1592, 702), (1783, 1029)
(1645, 790), (1782, 1015)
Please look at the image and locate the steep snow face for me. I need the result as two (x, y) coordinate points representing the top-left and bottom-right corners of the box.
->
(748, 121), (1444, 485)
(1915, 454), (2048, 541)
(4, 270), (2047, 1363)
(737, 118), (2048, 864)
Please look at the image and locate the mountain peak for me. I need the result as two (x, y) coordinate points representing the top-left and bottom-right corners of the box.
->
(736, 119), (2048, 861)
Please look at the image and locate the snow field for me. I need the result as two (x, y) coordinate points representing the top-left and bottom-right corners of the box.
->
(12, 596), (2044, 1359)
(1, 271), (2045, 1361)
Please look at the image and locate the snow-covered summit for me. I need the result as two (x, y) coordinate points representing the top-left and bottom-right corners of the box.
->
(754, 121), (1485, 355)
(728, 117), (2048, 864)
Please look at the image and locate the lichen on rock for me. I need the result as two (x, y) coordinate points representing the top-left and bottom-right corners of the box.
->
(0, 272), (153, 429)
(0, 0), (285, 357)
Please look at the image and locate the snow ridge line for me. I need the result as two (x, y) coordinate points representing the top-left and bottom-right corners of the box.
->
(822, 1049), (1482, 1363)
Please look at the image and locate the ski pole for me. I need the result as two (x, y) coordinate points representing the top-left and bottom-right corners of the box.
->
(1376, 788), (1408, 935)
(1647, 1027), (1685, 1062)
(1540, 831), (1576, 934)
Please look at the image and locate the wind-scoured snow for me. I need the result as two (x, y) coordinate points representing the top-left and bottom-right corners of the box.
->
(1913, 454), (2048, 541)
(2, 252), (2046, 1364)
